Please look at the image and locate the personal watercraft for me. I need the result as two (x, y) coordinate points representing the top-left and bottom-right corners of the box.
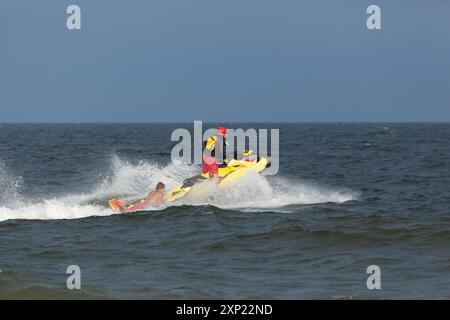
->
(163, 157), (269, 203)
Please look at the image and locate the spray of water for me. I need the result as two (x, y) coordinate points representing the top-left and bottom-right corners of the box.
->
(0, 156), (356, 222)
(0, 161), (24, 206)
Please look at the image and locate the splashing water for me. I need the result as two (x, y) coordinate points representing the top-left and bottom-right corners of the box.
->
(185, 172), (354, 211)
(0, 156), (356, 222)
(0, 160), (24, 206)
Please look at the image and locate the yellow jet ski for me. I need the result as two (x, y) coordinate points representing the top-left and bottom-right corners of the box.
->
(164, 156), (269, 203)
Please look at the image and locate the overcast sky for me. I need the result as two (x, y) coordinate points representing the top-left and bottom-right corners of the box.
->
(1, 0), (449, 122)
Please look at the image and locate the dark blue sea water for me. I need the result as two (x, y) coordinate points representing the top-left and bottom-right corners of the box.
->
(0, 123), (449, 299)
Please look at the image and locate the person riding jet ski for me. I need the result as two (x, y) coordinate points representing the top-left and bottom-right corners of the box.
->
(161, 127), (270, 203)
(202, 126), (229, 178)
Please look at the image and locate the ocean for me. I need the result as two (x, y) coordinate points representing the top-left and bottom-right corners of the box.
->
(0, 123), (449, 299)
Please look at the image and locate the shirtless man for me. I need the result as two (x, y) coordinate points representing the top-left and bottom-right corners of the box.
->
(109, 182), (165, 212)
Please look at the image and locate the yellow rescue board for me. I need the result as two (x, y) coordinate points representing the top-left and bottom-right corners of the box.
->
(163, 186), (193, 202)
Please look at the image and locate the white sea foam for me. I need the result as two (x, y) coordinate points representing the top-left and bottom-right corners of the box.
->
(186, 173), (354, 210)
(0, 156), (356, 222)
(0, 199), (112, 221)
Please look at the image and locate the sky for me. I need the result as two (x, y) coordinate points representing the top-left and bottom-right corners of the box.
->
(0, 0), (449, 122)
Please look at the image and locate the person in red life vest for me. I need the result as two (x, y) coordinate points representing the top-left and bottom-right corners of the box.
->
(202, 127), (228, 178)
(202, 153), (219, 178)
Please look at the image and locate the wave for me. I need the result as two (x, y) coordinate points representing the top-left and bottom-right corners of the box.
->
(0, 156), (356, 222)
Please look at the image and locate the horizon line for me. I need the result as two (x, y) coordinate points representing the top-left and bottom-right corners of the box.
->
(1, 121), (450, 125)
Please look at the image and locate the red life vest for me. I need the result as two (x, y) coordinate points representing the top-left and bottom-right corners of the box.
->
(202, 155), (218, 177)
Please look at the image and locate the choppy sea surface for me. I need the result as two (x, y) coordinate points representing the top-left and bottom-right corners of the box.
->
(0, 123), (449, 299)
